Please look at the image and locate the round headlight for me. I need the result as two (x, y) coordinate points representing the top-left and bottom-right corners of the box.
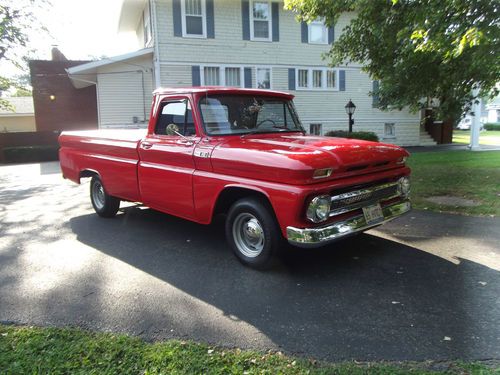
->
(397, 176), (411, 197)
(306, 195), (331, 223)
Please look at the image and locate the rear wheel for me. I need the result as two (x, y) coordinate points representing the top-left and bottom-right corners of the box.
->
(225, 197), (283, 269)
(90, 176), (120, 218)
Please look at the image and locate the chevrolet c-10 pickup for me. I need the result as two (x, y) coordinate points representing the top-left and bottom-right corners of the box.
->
(59, 87), (411, 268)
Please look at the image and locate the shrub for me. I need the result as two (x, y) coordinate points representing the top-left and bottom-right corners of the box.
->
(2, 145), (59, 163)
(483, 123), (500, 131)
(324, 130), (379, 142)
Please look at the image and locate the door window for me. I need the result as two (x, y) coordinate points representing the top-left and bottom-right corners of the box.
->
(155, 100), (196, 136)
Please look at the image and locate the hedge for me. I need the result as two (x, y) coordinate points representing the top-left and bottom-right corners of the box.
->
(2, 145), (59, 163)
(324, 130), (379, 142)
(483, 123), (500, 131)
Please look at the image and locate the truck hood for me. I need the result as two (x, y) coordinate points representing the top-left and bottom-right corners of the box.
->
(210, 133), (409, 184)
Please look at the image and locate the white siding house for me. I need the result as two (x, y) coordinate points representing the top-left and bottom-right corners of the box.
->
(68, 0), (434, 145)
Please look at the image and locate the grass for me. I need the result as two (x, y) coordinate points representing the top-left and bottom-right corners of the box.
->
(0, 324), (496, 374)
(407, 150), (500, 216)
(452, 130), (500, 146)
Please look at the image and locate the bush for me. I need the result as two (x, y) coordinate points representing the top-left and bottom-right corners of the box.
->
(324, 130), (379, 142)
(2, 145), (59, 163)
(483, 123), (500, 131)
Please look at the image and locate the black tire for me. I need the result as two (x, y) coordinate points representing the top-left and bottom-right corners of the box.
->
(225, 197), (283, 269)
(89, 176), (120, 218)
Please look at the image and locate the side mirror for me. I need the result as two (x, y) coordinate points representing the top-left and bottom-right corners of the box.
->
(166, 123), (180, 136)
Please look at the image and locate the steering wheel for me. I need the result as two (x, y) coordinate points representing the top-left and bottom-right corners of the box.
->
(256, 119), (277, 128)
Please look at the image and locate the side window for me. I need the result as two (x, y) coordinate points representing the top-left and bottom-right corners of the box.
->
(155, 100), (196, 136)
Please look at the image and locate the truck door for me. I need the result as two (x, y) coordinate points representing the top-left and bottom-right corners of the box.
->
(138, 97), (199, 220)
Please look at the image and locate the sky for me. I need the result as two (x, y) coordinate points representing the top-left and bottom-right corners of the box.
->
(2, 0), (138, 78)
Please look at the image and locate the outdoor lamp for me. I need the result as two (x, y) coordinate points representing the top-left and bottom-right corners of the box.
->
(345, 99), (356, 133)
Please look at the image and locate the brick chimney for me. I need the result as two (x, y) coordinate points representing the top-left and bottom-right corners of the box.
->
(51, 46), (68, 61)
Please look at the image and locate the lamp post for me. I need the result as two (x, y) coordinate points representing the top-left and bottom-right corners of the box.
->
(345, 99), (356, 133)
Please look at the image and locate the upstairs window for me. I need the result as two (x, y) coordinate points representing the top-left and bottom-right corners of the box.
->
(309, 19), (328, 44)
(251, 1), (271, 41)
(182, 0), (206, 38)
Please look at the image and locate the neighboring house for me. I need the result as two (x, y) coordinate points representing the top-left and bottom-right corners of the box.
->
(67, 0), (433, 146)
(0, 97), (36, 133)
(486, 96), (500, 123)
(30, 48), (99, 132)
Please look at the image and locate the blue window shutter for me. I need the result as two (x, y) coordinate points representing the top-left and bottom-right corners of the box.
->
(288, 68), (296, 90)
(173, 0), (182, 37)
(339, 70), (346, 91)
(244, 67), (252, 88)
(372, 80), (380, 107)
(206, 0), (215, 38)
(328, 26), (334, 44)
(242, 0), (250, 40)
(192, 66), (201, 86)
(272, 3), (279, 42)
(301, 22), (308, 43)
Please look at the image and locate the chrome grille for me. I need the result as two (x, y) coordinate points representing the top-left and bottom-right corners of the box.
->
(329, 182), (400, 217)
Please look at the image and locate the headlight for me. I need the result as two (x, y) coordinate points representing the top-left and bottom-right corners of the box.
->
(397, 176), (411, 197)
(396, 156), (407, 165)
(306, 195), (331, 223)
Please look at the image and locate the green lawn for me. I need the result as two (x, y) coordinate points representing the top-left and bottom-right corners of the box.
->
(408, 150), (500, 216)
(0, 324), (496, 374)
(452, 130), (500, 146)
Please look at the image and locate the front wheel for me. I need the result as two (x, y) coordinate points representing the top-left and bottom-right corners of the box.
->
(90, 176), (120, 218)
(225, 197), (283, 269)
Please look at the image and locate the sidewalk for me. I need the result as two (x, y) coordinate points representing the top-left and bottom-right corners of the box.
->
(406, 143), (500, 153)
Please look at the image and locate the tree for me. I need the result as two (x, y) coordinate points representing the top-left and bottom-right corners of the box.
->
(0, 1), (39, 109)
(284, 0), (500, 124)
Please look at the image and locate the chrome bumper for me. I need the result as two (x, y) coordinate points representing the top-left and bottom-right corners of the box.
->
(286, 200), (411, 248)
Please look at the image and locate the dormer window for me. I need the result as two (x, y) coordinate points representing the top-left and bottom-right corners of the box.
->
(250, 1), (272, 41)
(309, 19), (328, 44)
(181, 0), (206, 38)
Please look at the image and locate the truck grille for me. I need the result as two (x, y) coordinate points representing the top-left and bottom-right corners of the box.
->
(329, 181), (400, 217)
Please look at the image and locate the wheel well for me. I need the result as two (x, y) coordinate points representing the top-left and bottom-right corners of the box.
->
(79, 169), (99, 181)
(213, 187), (272, 217)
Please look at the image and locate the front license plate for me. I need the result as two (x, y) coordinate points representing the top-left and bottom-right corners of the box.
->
(362, 203), (384, 224)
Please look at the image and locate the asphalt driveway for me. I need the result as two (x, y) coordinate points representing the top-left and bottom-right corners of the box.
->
(0, 162), (499, 362)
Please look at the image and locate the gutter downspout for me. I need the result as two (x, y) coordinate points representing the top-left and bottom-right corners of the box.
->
(151, 0), (161, 89)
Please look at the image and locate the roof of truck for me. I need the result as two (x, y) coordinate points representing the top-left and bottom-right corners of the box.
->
(153, 86), (294, 99)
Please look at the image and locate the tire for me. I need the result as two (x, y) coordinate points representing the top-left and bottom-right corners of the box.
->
(89, 176), (120, 218)
(225, 197), (283, 269)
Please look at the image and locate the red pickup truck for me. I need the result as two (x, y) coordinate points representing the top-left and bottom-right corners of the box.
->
(59, 87), (411, 268)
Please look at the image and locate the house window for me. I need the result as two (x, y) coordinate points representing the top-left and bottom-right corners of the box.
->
(204, 66), (220, 85)
(256, 67), (271, 89)
(296, 68), (338, 90)
(225, 67), (241, 87)
(309, 19), (328, 44)
(182, 0), (206, 38)
(310, 123), (322, 135)
(384, 123), (396, 138)
(250, 1), (271, 41)
(143, 3), (152, 46)
(201, 66), (243, 87)
(298, 69), (309, 88)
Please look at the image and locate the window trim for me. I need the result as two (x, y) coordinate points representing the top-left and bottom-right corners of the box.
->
(308, 19), (328, 45)
(200, 65), (245, 87)
(249, 0), (272, 42)
(181, 0), (207, 39)
(255, 66), (272, 89)
(295, 67), (339, 91)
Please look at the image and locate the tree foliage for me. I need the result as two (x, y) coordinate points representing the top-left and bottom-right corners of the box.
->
(0, 1), (39, 109)
(285, 0), (500, 122)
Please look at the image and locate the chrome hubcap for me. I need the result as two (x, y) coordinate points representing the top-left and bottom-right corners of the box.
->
(232, 213), (265, 258)
(92, 181), (105, 210)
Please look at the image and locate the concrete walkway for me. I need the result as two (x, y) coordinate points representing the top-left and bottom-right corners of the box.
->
(1, 162), (499, 362)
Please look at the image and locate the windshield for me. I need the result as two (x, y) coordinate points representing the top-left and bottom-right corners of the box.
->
(198, 94), (303, 136)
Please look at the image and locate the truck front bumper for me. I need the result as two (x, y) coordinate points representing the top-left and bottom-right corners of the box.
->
(286, 200), (411, 248)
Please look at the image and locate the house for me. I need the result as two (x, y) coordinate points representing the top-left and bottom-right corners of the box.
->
(67, 0), (435, 146)
(0, 97), (36, 133)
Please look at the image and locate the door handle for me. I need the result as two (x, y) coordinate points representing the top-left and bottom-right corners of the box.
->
(176, 140), (194, 147)
(142, 142), (153, 149)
